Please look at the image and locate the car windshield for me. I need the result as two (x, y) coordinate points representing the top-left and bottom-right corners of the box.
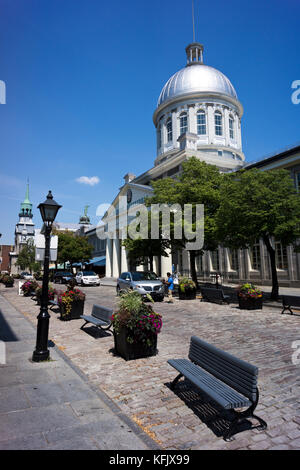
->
(82, 271), (97, 276)
(131, 272), (159, 281)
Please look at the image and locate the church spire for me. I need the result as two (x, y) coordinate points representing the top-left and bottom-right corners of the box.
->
(19, 180), (33, 218)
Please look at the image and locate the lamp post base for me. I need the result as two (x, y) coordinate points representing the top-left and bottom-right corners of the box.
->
(32, 349), (50, 362)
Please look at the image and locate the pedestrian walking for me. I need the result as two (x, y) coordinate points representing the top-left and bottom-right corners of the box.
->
(166, 272), (174, 303)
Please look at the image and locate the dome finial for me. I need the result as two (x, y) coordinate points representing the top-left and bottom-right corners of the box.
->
(185, 42), (204, 65)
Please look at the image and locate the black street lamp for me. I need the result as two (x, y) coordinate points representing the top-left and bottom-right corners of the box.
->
(32, 191), (61, 362)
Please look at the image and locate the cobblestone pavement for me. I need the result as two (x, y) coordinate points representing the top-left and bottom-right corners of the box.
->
(1, 283), (300, 450)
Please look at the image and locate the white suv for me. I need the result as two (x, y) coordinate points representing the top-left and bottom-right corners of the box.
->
(75, 271), (100, 286)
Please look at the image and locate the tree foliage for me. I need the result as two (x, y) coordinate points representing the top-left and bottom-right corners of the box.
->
(16, 238), (40, 273)
(56, 231), (93, 267)
(146, 157), (223, 286)
(216, 168), (300, 299)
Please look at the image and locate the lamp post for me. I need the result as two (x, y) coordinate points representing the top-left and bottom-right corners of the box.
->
(32, 191), (61, 362)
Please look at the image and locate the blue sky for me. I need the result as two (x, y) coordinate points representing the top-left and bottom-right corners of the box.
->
(0, 0), (299, 244)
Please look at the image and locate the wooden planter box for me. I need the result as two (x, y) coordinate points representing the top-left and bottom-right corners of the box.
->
(238, 296), (263, 310)
(178, 288), (196, 300)
(114, 328), (157, 361)
(60, 300), (85, 321)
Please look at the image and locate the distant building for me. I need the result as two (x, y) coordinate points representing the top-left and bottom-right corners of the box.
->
(0, 245), (14, 272)
(10, 183), (35, 274)
(101, 42), (300, 286)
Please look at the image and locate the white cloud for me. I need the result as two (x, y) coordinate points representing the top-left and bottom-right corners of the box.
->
(76, 176), (100, 186)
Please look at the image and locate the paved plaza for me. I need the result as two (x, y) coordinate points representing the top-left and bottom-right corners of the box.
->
(0, 283), (300, 450)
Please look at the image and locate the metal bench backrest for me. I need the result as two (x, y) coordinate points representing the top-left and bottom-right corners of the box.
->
(188, 336), (258, 402)
(282, 295), (300, 307)
(91, 304), (113, 322)
(201, 287), (224, 299)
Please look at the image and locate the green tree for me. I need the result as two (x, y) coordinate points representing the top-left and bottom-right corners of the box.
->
(56, 231), (93, 269)
(122, 237), (170, 273)
(216, 168), (300, 300)
(146, 157), (223, 287)
(16, 238), (38, 273)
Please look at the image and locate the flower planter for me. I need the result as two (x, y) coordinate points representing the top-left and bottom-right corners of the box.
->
(238, 297), (263, 310)
(60, 300), (85, 321)
(178, 288), (196, 300)
(114, 328), (157, 361)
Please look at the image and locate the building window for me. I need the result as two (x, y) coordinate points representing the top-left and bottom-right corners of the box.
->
(197, 110), (206, 135)
(250, 240), (261, 270)
(296, 172), (300, 192)
(211, 250), (220, 271)
(196, 254), (203, 273)
(215, 111), (223, 136)
(180, 112), (188, 135)
(166, 118), (172, 142)
(229, 116), (234, 139)
(229, 250), (239, 271)
(275, 241), (288, 270)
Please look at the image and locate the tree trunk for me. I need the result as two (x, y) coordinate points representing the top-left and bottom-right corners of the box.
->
(263, 235), (279, 300)
(189, 250), (198, 289)
(149, 255), (153, 272)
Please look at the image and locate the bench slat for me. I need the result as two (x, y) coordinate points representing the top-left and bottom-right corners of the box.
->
(168, 358), (252, 409)
(80, 315), (110, 326)
(189, 337), (258, 402)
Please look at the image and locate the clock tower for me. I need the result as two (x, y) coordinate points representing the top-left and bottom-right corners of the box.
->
(14, 183), (35, 252)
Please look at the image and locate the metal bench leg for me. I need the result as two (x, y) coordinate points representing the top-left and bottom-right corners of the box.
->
(170, 373), (183, 390)
(281, 306), (293, 315)
(80, 321), (89, 330)
(224, 388), (267, 442)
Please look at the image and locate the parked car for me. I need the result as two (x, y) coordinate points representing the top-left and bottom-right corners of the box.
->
(20, 272), (34, 280)
(75, 271), (100, 286)
(116, 271), (164, 301)
(53, 271), (74, 284)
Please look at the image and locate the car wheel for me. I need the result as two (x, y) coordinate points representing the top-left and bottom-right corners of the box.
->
(116, 285), (120, 295)
(59, 279), (63, 284)
(81, 280), (85, 286)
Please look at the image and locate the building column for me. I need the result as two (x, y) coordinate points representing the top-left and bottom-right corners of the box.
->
(105, 238), (113, 277)
(161, 249), (172, 279)
(287, 245), (296, 281)
(112, 238), (120, 278)
(153, 256), (160, 275)
(188, 105), (196, 134)
(120, 243), (128, 273)
(207, 104), (215, 144)
(223, 106), (230, 147)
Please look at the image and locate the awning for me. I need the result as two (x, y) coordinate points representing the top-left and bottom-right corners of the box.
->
(89, 256), (106, 267)
(71, 256), (106, 267)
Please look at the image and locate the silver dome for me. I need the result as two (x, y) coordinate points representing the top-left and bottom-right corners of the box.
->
(157, 64), (238, 107)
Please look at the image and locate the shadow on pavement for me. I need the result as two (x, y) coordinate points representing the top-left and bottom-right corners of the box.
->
(0, 309), (19, 342)
(165, 379), (255, 440)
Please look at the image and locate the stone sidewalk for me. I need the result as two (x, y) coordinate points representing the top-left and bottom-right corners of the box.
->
(1, 284), (300, 450)
(0, 294), (158, 450)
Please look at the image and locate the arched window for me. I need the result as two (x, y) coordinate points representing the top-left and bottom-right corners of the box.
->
(157, 124), (162, 149)
(214, 111), (223, 136)
(229, 116), (234, 139)
(180, 112), (188, 135)
(166, 118), (172, 142)
(197, 110), (206, 135)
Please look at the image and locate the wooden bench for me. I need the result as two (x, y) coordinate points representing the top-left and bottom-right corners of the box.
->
(200, 287), (230, 304)
(168, 336), (267, 441)
(80, 304), (113, 332)
(281, 295), (300, 315)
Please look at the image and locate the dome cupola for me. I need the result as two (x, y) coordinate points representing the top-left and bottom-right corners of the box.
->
(153, 43), (245, 169)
